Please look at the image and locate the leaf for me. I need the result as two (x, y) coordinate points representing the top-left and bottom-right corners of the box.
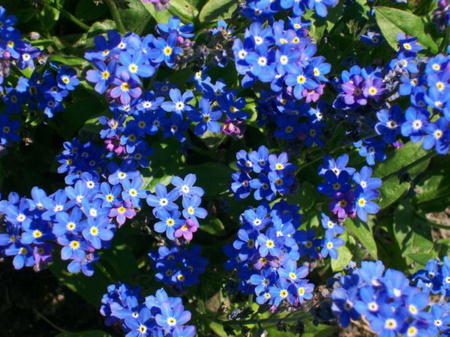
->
(413, 156), (450, 213)
(331, 232), (352, 271)
(200, 217), (225, 236)
(286, 181), (319, 213)
(178, 163), (234, 197)
(393, 200), (436, 269)
(75, 0), (109, 22)
(56, 331), (111, 337)
(48, 55), (88, 67)
(49, 252), (112, 307)
(98, 225), (141, 285)
(142, 0), (198, 23)
(375, 6), (439, 53)
(59, 96), (106, 139)
(345, 218), (378, 259)
(372, 142), (431, 209)
(142, 139), (183, 192)
(41, 0), (66, 31)
(141, 2), (173, 24)
(119, 0), (153, 34)
(198, 0), (237, 23)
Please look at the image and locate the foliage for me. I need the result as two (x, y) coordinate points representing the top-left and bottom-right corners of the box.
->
(0, 0), (450, 336)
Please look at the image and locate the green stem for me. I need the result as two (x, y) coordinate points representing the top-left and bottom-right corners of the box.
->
(441, 25), (450, 54)
(43, 0), (90, 31)
(104, 0), (127, 34)
(33, 308), (71, 334)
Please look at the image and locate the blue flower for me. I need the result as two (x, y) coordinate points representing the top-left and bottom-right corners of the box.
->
(82, 216), (114, 249)
(86, 59), (118, 94)
(155, 301), (192, 332)
(182, 195), (207, 225)
(152, 32), (182, 67)
(118, 50), (155, 83)
(401, 107), (429, 143)
(146, 183), (179, 215)
(154, 209), (184, 241)
(354, 188), (380, 222)
(321, 231), (344, 259)
(422, 117), (450, 154)
(161, 89), (195, 117)
(188, 98), (222, 136)
(156, 16), (194, 39)
(375, 105), (404, 144)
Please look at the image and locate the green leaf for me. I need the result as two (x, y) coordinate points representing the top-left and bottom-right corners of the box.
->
(200, 217), (225, 236)
(331, 232), (352, 271)
(372, 142), (432, 209)
(198, 0), (237, 23)
(142, 0), (198, 23)
(345, 218), (378, 259)
(178, 163), (234, 197)
(98, 226), (140, 285)
(393, 200), (436, 269)
(59, 96), (105, 139)
(49, 252), (112, 307)
(75, 0), (108, 22)
(119, 0), (153, 34)
(141, 2), (173, 24)
(375, 6), (439, 53)
(48, 55), (88, 67)
(142, 139), (183, 192)
(41, 0), (66, 31)
(286, 181), (319, 214)
(56, 331), (111, 337)
(413, 156), (450, 213)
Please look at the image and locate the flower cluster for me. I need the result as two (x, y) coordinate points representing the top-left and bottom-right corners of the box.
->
(383, 36), (450, 155)
(223, 200), (316, 309)
(317, 154), (382, 222)
(100, 283), (196, 337)
(411, 256), (450, 297)
(231, 145), (297, 201)
(146, 174), (206, 242)
(0, 6), (79, 146)
(149, 244), (208, 291)
(0, 137), (148, 275)
(242, 0), (338, 20)
(331, 260), (450, 336)
(0, 6), (41, 78)
(85, 17), (193, 99)
(233, 20), (330, 101)
(333, 33), (450, 156)
(3, 64), (80, 120)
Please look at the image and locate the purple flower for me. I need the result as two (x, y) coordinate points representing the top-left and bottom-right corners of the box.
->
(110, 71), (142, 105)
(174, 219), (198, 242)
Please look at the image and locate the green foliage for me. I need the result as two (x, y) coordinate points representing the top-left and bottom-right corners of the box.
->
(373, 141), (432, 209)
(375, 6), (439, 53)
(198, 0), (237, 23)
(345, 217), (378, 259)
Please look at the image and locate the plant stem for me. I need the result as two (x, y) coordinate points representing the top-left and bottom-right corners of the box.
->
(104, 0), (127, 34)
(43, 0), (90, 31)
(33, 308), (71, 334)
